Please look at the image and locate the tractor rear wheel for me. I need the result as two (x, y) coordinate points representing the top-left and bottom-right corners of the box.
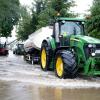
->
(40, 42), (51, 71)
(55, 50), (77, 78)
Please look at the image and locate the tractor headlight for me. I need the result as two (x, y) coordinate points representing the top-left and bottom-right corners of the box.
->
(88, 44), (93, 48)
(91, 52), (96, 56)
(88, 44), (96, 48)
(87, 44), (96, 56)
(85, 44), (99, 58)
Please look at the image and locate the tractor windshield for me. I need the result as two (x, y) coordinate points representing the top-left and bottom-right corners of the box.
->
(60, 21), (84, 35)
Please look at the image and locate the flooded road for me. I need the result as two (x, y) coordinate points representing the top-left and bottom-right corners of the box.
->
(0, 51), (100, 100)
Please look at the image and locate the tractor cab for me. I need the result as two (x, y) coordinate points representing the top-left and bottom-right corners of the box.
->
(41, 17), (100, 78)
(53, 18), (85, 46)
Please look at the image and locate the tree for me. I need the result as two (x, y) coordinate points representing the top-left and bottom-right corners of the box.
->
(32, 0), (47, 14)
(16, 6), (33, 40)
(0, 0), (20, 38)
(31, 0), (47, 29)
(37, 0), (75, 29)
(16, 0), (75, 40)
(16, 0), (45, 40)
(86, 0), (100, 38)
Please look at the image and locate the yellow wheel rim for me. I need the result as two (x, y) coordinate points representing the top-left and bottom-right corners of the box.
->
(56, 57), (64, 77)
(41, 48), (46, 69)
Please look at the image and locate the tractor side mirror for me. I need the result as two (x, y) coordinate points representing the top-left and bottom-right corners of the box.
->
(60, 20), (66, 25)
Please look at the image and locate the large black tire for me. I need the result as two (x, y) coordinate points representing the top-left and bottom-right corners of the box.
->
(40, 41), (51, 71)
(55, 50), (77, 79)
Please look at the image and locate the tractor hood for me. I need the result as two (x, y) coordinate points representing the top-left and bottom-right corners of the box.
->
(75, 35), (100, 44)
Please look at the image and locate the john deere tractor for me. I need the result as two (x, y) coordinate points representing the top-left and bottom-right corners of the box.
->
(40, 17), (100, 78)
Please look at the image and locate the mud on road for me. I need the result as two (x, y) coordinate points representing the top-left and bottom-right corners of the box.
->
(0, 51), (100, 100)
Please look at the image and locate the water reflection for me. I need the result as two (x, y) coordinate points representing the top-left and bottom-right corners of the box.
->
(0, 80), (100, 100)
(28, 85), (100, 100)
(0, 51), (100, 100)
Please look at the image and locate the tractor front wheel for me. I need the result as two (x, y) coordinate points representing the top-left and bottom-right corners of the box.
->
(55, 50), (77, 78)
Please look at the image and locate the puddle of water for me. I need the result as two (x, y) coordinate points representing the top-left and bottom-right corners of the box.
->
(0, 50), (100, 89)
(0, 81), (100, 100)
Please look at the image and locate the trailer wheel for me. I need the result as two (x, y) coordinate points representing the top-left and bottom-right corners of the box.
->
(55, 50), (77, 78)
(41, 42), (51, 71)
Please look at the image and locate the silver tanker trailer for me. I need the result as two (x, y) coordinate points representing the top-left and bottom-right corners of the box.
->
(23, 26), (53, 64)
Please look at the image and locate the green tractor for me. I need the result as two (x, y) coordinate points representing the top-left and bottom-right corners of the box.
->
(40, 17), (100, 78)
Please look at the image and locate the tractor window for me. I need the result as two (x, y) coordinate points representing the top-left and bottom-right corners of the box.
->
(60, 21), (83, 35)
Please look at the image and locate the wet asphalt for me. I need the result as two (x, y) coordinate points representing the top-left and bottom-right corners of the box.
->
(0, 51), (100, 100)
